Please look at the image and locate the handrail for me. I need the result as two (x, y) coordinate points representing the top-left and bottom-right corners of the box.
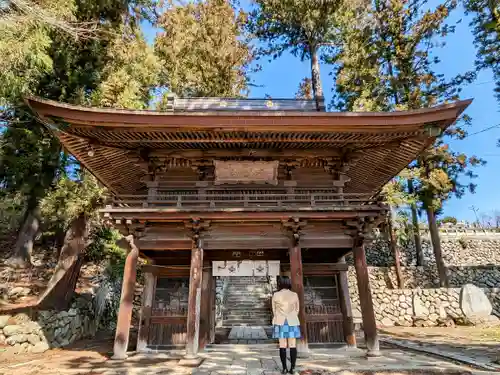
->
(105, 191), (382, 210)
(114, 192), (373, 199)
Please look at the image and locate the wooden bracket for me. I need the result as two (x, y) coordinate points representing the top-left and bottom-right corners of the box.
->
(344, 214), (387, 242)
(112, 219), (147, 238)
(184, 218), (211, 242)
(281, 218), (307, 245)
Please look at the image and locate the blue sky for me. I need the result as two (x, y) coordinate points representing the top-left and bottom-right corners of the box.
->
(143, 4), (500, 222)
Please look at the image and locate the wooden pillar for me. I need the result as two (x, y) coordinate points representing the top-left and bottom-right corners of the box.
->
(209, 276), (216, 344)
(112, 235), (139, 360)
(337, 256), (356, 347)
(352, 240), (380, 357)
(186, 243), (203, 358)
(289, 244), (309, 356)
(137, 269), (156, 352)
(199, 264), (212, 350)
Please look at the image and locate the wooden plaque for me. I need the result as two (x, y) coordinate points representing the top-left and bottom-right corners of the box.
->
(213, 160), (279, 185)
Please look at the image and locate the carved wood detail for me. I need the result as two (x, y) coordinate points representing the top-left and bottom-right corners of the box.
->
(214, 160), (279, 185)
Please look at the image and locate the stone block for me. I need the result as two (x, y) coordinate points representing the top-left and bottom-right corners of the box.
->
(3, 325), (25, 336)
(8, 287), (31, 298)
(0, 315), (11, 329)
(413, 295), (429, 318)
(6, 334), (28, 345)
(31, 341), (50, 354)
(460, 284), (493, 318)
(27, 333), (41, 345)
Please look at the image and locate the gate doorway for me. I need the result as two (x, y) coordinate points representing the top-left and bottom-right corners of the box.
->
(214, 276), (274, 344)
(147, 277), (189, 349)
(213, 260), (279, 344)
(304, 275), (344, 344)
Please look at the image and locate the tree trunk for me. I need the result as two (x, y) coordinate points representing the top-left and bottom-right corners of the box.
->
(407, 179), (424, 266)
(310, 46), (325, 111)
(426, 205), (448, 287)
(8, 206), (41, 268)
(387, 212), (403, 288)
(38, 212), (90, 310)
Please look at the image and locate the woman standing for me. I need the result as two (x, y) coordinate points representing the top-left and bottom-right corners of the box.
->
(272, 276), (301, 374)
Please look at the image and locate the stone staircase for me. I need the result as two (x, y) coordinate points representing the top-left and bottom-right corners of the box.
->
(222, 277), (273, 327)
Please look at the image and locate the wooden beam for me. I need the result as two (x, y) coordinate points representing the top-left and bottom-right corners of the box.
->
(142, 264), (191, 277)
(148, 148), (343, 159)
(352, 240), (380, 357)
(337, 257), (356, 348)
(112, 235), (139, 360)
(136, 238), (192, 250)
(281, 263), (348, 273)
(289, 244), (309, 356)
(185, 244), (203, 358)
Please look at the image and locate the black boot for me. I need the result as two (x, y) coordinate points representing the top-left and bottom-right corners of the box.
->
(288, 347), (297, 374)
(279, 348), (288, 374)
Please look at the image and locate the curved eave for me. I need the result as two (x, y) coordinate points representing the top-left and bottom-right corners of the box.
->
(25, 96), (472, 132)
(24, 96), (473, 196)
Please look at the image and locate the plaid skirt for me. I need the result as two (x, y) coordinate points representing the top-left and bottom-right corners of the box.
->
(272, 319), (302, 339)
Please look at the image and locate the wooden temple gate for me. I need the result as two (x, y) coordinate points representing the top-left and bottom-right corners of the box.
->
(26, 96), (471, 359)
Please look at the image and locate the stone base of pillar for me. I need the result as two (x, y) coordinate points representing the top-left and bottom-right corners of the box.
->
(366, 349), (382, 358)
(183, 350), (199, 360)
(110, 353), (129, 360)
(296, 341), (310, 358)
(179, 357), (203, 367)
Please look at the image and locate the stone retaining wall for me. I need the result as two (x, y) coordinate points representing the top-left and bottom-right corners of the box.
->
(0, 296), (95, 354)
(347, 267), (500, 327)
(349, 265), (500, 290)
(361, 236), (500, 267)
(344, 234), (500, 327)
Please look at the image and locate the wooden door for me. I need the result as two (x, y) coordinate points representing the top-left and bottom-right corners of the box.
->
(147, 277), (189, 348)
(304, 274), (344, 343)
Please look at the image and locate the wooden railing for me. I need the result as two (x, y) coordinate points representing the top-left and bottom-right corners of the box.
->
(106, 190), (382, 211)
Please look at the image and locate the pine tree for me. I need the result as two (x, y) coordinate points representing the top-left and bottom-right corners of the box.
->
(155, 0), (253, 98)
(247, 0), (346, 110)
(295, 78), (313, 100)
(332, 0), (483, 286)
(463, 0), (500, 103)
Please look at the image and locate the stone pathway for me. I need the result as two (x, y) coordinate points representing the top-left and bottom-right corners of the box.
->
(0, 334), (495, 375)
(228, 327), (268, 341)
(193, 346), (488, 375)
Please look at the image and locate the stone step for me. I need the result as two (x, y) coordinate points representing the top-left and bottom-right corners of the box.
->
(226, 291), (269, 296)
(223, 319), (272, 326)
(226, 288), (270, 294)
(223, 301), (269, 307)
(223, 302), (271, 313)
(205, 339), (278, 346)
(226, 297), (269, 301)
(226, 297), (271, 308)
(224, 313), (271, 320)
(226, 294), (270, 299)
(224, 307), (270, 312)
(227, 284), (270, 287)
(223, 307), (269, 312)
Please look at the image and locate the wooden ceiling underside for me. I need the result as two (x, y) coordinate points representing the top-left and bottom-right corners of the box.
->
(26, 97), (472, 195)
